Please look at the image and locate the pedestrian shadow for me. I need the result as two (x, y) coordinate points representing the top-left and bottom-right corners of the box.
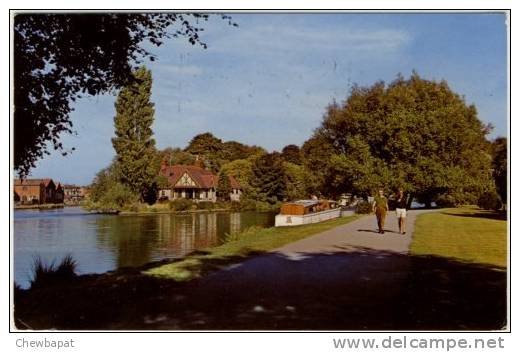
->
(357, 229), (400, 234)
(443, 210), (507, 221)
(357, 229), (380, 234)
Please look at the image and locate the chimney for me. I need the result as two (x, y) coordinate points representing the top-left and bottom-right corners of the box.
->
(194, 155), (205, 169)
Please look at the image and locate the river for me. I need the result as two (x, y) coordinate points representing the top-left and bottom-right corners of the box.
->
(13, 207), (276, 288)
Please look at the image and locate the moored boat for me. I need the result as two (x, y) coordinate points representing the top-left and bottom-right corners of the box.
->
(275, 199), (341, 227)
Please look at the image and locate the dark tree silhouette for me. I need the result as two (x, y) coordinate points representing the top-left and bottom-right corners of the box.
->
(13, 13), (236, 176)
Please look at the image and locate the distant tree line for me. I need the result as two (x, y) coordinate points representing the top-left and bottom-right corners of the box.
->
(88, 70), (506, 211)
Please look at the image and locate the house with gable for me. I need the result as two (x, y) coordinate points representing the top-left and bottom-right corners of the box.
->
(158, 159), (242, 202)
(14, 178), (64, 204)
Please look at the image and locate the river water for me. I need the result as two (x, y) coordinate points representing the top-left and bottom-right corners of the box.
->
(13, 207), (275, 288)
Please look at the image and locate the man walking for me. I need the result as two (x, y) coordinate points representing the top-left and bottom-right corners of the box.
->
(373, 188), (389, 234)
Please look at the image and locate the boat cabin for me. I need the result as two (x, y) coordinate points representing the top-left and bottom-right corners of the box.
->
(280, 199), (337, 216)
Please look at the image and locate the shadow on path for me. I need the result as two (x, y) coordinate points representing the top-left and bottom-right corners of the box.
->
(15, 248), (507, 330)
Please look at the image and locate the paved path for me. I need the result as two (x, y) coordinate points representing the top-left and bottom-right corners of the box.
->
(275, 209), (431, 258)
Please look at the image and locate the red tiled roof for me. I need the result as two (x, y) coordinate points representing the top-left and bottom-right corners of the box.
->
(14, 178), (57, 188)
(14, 179), (44, 186)
(159, 165), (241, 189)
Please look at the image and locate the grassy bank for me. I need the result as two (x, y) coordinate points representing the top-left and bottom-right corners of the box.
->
(410, 206), (507, 268)
(146, 214), (362, 281)
(15, 203), (64, 210)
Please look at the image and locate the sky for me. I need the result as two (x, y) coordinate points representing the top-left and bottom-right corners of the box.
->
(26, 12), (509, 185)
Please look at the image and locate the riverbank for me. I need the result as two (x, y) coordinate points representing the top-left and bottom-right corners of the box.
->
(14, 203), (64, 210)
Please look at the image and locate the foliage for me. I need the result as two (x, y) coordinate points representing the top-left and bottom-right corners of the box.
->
(14, 13), (236, 176)
(168, 198), (194, 211)
(30, 255), (77, 289)
(356, 201), (373, 214)
(283, 162), (307, 200)
(229, 199), (257, 212)
(491, 137), (507, 204)
(112, 66), (159, 202)
(220, 159), (254, 195)
(477, 191), (503, 211)
(217, 170), (232, 201)
(196, 201), (216, 210)
(88, 160), (139, 209)
(157, 147), (195, 166)
(281, 144), (302, 164)
(250, 152), (287, 204)
(185, 132), (266, 172)
(308, 72), (494, 204)
(301, 134), (338, 196)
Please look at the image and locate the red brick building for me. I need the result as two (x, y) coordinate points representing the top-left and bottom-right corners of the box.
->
(14, 178), (64, 204)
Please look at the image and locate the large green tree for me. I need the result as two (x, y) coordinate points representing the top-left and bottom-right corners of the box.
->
(14, 13), (235, 176)
(308, 73), (494, 205)
(217, 170), (232, 201)
(112, 67), (158, 202)
(281, 144), (302, 165)
(250, 152), (287, 204)
(220, 159), (255, 196)
(491, 137), (507, 204)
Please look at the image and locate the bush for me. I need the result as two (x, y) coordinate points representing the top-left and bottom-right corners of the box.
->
(478, 191), (503, 211)
(356, 201), (372, 214)
(435, 194), (458, 208)
(30, 255), (77, 290)
(196, 201), (215, 210)
(229, 199), (257, 212)
(168, 198), (193, 211)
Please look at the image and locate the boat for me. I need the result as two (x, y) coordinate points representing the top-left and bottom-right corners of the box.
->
(275, 199), (341, 227)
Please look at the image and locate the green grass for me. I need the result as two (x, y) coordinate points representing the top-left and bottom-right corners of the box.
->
(410, 206), (507, 268)
(145, 214), (362, 281)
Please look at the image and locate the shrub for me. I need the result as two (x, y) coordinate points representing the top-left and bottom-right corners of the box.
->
(356, 201), (372, 214)
(435, 194), (458, 208)
(29, 255), (77, 290)
(478, 191), (503, 211)
(168, 198), (193, 211)
(196, 201), (215, 210)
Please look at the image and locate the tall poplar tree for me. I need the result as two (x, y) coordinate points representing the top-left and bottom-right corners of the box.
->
(112, 66), (158, 201)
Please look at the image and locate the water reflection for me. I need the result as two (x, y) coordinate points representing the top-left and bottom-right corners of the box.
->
(14, 209), (275, 288)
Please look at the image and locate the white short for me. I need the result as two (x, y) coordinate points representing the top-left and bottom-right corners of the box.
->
(396, 208), (407, 218)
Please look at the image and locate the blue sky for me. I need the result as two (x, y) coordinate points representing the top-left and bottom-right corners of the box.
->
(27, 13), (508, 185)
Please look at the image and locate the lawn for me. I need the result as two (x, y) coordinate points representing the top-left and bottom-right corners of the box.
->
(146, 214), (362, 281)
(410, 206), (507, 268)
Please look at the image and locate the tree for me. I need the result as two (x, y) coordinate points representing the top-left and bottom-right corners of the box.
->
(88, 159), (138, 209)
(284, 162), (307, 200)
(281, 144), (302, 164)
(250, 152), (287, 204)
(14, 13), (235, 176)
(112, 67), (158, 202)
(217, 170), (232, 201)
(158, 147), (195, 166)
(185, 132), (224, 171)
(220, 159), (254, 196)
(491, 137), (507, 204)
(308, 72), (494, 205)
